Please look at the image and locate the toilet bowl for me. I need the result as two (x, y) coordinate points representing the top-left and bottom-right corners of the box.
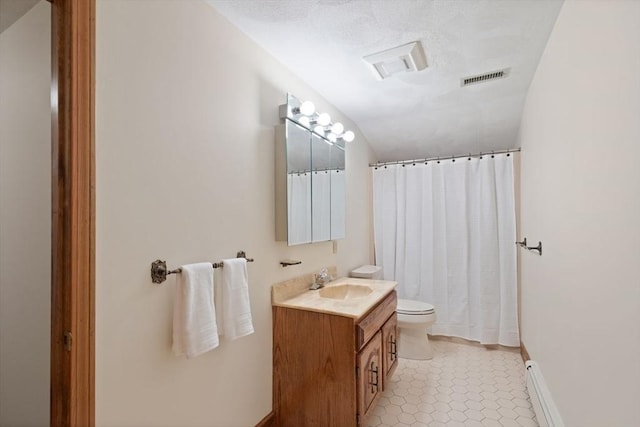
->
(397, 299), (436, 360)
(349, 265), (437, 360)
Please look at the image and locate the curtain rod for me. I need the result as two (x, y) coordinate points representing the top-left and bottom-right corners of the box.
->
(369, 148), (521, 168)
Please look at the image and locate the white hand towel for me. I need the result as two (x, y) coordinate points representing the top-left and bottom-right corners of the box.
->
(172, 262), (219, 358)
(220, 258), (254, 340)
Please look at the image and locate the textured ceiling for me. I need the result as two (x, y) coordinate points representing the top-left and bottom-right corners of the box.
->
(209, 0), (563, 162)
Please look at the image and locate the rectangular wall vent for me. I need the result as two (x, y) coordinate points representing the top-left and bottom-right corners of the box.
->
(461, 68), (510, 87)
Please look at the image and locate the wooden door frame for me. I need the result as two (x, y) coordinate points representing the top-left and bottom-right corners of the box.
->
(49, 0), (95, 426)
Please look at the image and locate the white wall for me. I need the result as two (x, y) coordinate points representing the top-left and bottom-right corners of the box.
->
(0, 2), (51, 426)
(95, 1), (375, 426)
(518, 1), (640, 426)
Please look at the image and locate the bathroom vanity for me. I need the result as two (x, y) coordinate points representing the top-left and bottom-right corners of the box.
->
(272, 276), (398, 426)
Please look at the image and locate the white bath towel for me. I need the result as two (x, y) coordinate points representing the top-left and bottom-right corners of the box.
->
(172, 263), (219, 358)
(220, 258), (254, 340)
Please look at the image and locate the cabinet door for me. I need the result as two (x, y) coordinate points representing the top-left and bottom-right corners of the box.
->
(357, 331), (382, 421)
(330, 142), (345, 240)
(311, 132), (331, 242)
(285, 120), (311, 245)
(381, 313), (398, 390)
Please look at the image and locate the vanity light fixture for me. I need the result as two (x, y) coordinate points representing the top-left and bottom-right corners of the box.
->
(317, 113), (331, 127)
(280, 93), (355, 143)
(293, 100), (315, 116)
(341, 131), (355, 143)
(298, 116), (311, 127)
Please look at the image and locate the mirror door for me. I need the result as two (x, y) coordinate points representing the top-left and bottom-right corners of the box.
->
(330, 142), (346, 240)
(311, 132), (331, 242)
(286, 120), (312, 245)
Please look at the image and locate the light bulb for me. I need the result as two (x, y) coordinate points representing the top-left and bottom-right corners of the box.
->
(327, 133), (337, 143)
(317, 113), (331, 126)
(298, 116), (310, 127)
(299, 101), (315, 116)
(342, 130), (355, 142)
(331, 122), (344, 135)
(313, 125), (325, 135)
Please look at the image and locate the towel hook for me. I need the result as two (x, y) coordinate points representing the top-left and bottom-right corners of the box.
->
(527, 241), (543, 256)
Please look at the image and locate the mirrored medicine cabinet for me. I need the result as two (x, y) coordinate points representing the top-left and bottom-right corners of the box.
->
(275, 94), (347, 246)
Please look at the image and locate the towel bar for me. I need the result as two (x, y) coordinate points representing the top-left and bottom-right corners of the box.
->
(151, 251), (254, 284)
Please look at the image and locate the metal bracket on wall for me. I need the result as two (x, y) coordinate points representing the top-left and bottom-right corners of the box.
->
(516, 237), (542, 255)
(527, 241), (542, 256)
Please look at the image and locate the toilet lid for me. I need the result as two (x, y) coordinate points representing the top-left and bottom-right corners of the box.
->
(397, 299), (434, 315)
(351, 265), (382, 275)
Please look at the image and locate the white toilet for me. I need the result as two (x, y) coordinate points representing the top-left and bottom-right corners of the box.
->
(396, 299), (436, 360)
(350, 265), (437, 361)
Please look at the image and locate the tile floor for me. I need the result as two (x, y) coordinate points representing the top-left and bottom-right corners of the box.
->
(365, 339), (538, 427)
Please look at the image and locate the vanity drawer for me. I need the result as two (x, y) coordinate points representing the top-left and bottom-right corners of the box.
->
(356, 291), (397, 350)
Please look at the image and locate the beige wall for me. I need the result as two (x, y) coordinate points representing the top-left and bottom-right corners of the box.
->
(518, 1), (640, 426)
(95, 1), (375, 426)
(0, 2), (51, 426)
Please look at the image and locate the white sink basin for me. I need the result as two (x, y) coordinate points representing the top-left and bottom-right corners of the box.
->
(318, 284), (373, 300)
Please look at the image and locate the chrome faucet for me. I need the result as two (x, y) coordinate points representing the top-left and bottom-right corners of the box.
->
(310, 268), (332, 290)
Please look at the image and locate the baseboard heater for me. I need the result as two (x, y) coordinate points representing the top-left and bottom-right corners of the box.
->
(525, 361), (565, 427)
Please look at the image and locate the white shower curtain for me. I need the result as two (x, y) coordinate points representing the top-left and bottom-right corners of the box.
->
(373, 154), (519, 347)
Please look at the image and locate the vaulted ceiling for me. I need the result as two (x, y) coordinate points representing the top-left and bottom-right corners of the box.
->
(210, 0), (563, 162)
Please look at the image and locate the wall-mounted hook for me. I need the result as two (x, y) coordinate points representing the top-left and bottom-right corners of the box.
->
(527, 241), (542, 256)
(515, 237), (527, 248)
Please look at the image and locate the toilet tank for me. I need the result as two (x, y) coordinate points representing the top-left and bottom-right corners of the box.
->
(350, 265), (383, 280)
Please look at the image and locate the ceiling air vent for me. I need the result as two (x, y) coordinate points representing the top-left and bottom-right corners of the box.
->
(363, 41), (428, 80)
(461, 68), (510, 87)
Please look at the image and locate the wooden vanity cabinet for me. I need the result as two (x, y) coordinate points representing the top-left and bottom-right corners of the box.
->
(273, 291), (397, 426)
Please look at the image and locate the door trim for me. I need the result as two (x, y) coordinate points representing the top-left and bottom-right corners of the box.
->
(50, 0), (95, 425)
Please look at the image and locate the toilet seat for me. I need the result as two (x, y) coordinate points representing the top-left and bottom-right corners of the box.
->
(397, 299), (434, 315)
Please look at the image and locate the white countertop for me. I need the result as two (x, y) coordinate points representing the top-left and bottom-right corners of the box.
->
(272, 276), (397, 320)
